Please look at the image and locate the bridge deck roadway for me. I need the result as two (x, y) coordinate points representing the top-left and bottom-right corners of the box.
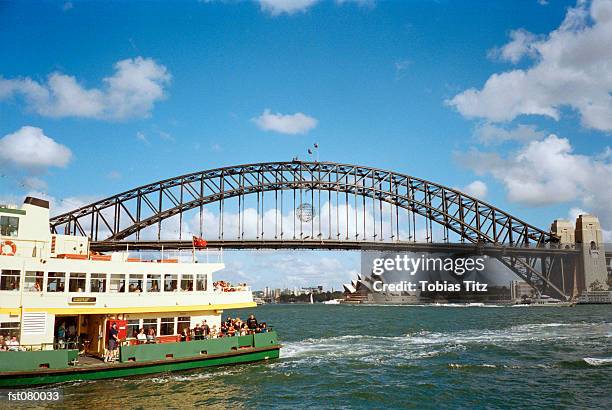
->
(90, 240), (588, 257)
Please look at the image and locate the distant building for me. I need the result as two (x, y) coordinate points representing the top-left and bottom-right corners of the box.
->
(302, 286), (324, 294)
(510, 280), (535, 301)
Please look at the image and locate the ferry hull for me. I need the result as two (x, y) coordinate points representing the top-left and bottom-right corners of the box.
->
(0, 345), (280, 387)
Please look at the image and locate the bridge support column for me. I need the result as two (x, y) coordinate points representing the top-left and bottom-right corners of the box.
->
(575, 215), (609, 293)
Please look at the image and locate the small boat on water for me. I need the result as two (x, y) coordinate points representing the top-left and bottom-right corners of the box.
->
(514, 294), (576, 307)
(0, 197), (280, 387)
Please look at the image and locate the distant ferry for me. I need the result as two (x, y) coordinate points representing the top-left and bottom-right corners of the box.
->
(0, 197), (280, 387)
(514, 295), (576, 307)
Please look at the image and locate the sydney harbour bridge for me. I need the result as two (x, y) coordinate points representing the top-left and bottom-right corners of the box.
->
(48, 161), (611, 301)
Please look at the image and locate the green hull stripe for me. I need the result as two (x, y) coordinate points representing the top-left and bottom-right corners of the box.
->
(0, 347), (280, 387)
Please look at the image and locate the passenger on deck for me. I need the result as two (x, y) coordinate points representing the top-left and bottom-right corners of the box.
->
(136, 329), (147, 344)
(246, 314), (258, 330)
(104, 323), (119, 363)
(57, 322), (66, 348)
(202, 320), (210, 338)
(0, 335), (6, 351)
(180, 327), (190, 342)
(146, 328), (157, 343)
(193, 323), (203, 340)
(6, 336), (23, 351)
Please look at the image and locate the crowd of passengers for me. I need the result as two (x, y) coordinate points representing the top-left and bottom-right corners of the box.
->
(131, 314), (269, 344)
(213, 281), (248, 292)
(0, 335), (25, 351)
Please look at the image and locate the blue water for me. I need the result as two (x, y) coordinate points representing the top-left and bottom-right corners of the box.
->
(40, 305), (612, 409)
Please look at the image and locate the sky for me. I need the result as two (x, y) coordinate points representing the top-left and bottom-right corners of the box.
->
(0, 0), (611, 290)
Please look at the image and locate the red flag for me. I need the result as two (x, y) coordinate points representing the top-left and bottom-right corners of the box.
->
(192, 236), (207, 248)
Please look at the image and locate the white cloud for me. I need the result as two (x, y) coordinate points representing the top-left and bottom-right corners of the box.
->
(258, 0), (319, 15)
(252, 109), (318, 135)
(448, 0), (612, 131)
(203, 0), (374, 17)
(0, 57), (170, 120)
(487, 29), (540, 63)
(474, 122), (547, 145)
(0, 126), (72, 170)
(456, 134), (612, 229)
(221, 251), (357, 290)
(461, 180), (488, 199)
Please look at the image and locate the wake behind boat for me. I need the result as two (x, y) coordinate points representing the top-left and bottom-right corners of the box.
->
(0, 197), (280, 387)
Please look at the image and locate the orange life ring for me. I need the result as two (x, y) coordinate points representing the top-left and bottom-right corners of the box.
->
(0, 240), (16, 256)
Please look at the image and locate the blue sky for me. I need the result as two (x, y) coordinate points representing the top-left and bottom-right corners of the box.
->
(1, 0), (610, 289)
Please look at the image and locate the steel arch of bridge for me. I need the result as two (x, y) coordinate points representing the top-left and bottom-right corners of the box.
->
(49, 161), (572, 300)
(50, 161), (556, 245)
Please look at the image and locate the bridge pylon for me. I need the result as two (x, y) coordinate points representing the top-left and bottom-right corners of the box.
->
(551, 215), (610, 300)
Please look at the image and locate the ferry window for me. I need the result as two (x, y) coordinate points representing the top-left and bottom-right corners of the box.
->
(127, 319), (140, 338)
(164, 274), (178, 292)
(69, 272), (86, 292)
(24, 271), (44, 292)
(196, 274), (207, 291)
(177, 317), (191, 335)
(91, 273), (107, 293)
(0, 216), (19, 237)
(180, 274), (193, 291)
(0, 322), (20, 338)
(128, 274), (143, 292)
(109, 274), (126, 293)
(160, 317), (175, 336)
(47, 272), (65, 292)
(146, 274), (161, 292)
(0, 269), (20, 291)
(143, 318), (158, 336)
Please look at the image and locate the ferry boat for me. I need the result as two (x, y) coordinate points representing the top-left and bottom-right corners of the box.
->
(0, 197), (280, 387)
(514, 294), (576, 307)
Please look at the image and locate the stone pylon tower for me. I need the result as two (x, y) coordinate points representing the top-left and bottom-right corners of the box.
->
(575, 215), (609, 291)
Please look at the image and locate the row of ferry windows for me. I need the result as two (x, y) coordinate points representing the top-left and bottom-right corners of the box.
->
(126, 317), (191, 338)
(0, 270), (208, 293)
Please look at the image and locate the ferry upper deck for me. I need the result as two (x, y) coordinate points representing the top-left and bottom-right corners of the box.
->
(0, 197), (255, 355)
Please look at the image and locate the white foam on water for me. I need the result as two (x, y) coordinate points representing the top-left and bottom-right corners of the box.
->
(280, 322), (611, 366)
(145, 368), (242, 384)
(448, 363), (498, 369)
(583, 357), (612, 366)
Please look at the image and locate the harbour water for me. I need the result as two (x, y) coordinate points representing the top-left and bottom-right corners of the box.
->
(37, 305), (611, 409)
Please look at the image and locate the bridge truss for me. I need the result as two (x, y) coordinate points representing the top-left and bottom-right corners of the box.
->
(49, 161), (576, 300)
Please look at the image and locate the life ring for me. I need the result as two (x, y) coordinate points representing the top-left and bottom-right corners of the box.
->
(0, 240), (16, 256)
